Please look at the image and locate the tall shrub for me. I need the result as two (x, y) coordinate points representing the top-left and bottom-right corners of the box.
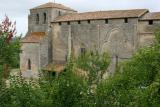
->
(0, 16), (20, 78)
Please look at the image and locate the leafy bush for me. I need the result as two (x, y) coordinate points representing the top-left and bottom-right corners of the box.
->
(39, 54), (108, 107)
(75, 52), (110, 84)
(1, 44), (160, 107)
(155, 28), (160, 44)
(96, 44), (160, 106)
(0, 76), (44, 107)
(0, 16), (21, 80)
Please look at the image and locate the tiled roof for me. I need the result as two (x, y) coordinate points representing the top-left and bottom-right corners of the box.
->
(31, 2), (76, 12)
(141, 12), (160, 20)
(42, 63), (65, 73)
(21, 32), (45, 43)
(53, 9), (148, 22)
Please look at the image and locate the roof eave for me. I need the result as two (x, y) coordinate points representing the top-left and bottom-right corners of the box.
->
(137, 9), (149, 17)
(140, 19), (160, 21)
(51, 16), (140, 23)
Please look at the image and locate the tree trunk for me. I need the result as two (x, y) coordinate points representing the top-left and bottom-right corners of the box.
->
(3, 64), (10, 79)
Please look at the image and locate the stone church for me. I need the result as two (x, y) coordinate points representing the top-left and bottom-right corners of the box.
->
(20, 2), (160, 77)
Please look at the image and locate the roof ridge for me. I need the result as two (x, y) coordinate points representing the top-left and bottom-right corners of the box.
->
(53, 9), (149, 22)
(21, 32), (46, 43)
(148, 12), (160, 13)
(31, 2), (76, 11)
(141, 12), (160, 20)
(77, 9), (148, 14)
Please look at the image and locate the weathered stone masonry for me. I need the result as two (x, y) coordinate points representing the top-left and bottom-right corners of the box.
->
(20, 2), (160, 77)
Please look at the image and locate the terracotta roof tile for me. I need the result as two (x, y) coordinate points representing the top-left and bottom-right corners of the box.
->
(21, 32), (45, 43)
(141, 12), (160, 20)
(31, 2), (76, 12)
(53, 9), (148, 22)
(42, 63), (65, 73)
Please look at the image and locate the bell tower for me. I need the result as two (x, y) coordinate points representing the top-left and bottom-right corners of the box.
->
(28, 2), (77, 34)
(20, 2), (77, 77)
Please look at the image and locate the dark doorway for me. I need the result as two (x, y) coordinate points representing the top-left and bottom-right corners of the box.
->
(81, 48), (86, 55)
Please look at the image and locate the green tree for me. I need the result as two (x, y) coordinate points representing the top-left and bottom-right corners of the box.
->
(40, 58), (89, 107)
(0, 16), (20, 79)
(75, 52), (111, 85)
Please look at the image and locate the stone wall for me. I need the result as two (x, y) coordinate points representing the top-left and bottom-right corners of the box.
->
(20, 36), (52, 77)
(20, 43), (40, 77)
(39, 34), (52, 68)
(28, 9), (51, 33)
(28, 8), (76, 34)
(40, 37), (48, 68)
(52, 18), (139, 65)
(52, 23), (68, 64)
(138, 20), (160, 47)
(21, 7), (76, 75)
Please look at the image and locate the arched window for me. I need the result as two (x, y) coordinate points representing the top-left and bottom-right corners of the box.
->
(59, 11), (61, 16)
(43, 13), (47, 24)
(28, 59), (31, 70)
(36, 14), (39, 24)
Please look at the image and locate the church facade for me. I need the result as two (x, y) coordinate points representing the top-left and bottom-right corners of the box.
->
(20, 2), (160, 77)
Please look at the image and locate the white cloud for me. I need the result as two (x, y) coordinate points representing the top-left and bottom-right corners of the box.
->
(0, 0), (160, 35)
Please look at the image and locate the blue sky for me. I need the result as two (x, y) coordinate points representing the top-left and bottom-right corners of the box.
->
(0, 0), (160, 36)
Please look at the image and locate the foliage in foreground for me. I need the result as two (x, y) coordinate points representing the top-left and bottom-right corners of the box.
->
(1, 45), (160, 107)
(0, 52), (110, 107)
(0, 16), (21, 80)
(96, 33), (160, 106)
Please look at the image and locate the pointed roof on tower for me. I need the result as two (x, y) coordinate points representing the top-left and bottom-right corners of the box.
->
(31, 2), (76, 12)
